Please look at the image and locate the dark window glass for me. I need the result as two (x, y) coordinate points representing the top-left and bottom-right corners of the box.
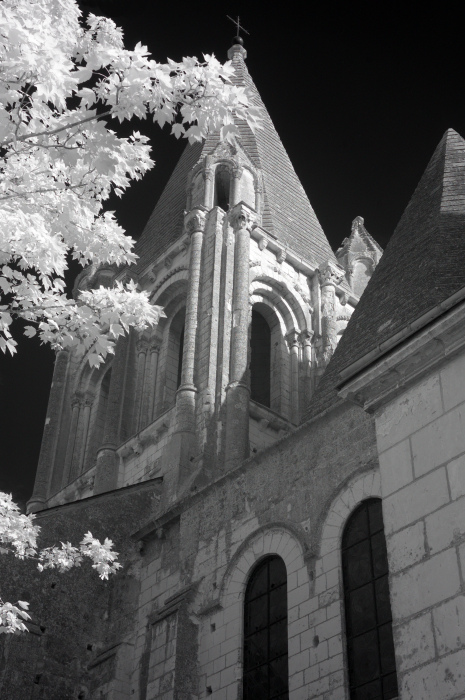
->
(214, 166), (231, 210)
(243, 557), (288, 700)
(342, 499), (398, 700)
(250, 309), (271, 408)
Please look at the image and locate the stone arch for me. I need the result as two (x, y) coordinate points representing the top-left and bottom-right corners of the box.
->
(250, 276), (311, 422)
(317, 468), (381, 565)
(148, 280), (187, 418)
(220, 523), (308, 612)
(250, 274), (311, 333)
(204, 525), (309, 700)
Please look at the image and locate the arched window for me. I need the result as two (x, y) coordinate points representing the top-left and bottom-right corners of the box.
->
(243, 556), (288, 700)
(250, 309), (271, 408)
(214, 165), (231, 210)
(342, 499), (398, 699)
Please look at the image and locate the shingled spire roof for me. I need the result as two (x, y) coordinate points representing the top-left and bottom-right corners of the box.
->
(134, 44), (336, 270)
(305, 128), (465, 420)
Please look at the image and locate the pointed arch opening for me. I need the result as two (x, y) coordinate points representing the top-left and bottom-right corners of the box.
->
(243, 555), (289, 700)
(342, 498), (398, 699)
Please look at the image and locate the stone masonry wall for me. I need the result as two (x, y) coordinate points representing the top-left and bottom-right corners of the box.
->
(130, 401), (380, 700)
(375, 348), (465, 699)
(0, 481), (160, 700)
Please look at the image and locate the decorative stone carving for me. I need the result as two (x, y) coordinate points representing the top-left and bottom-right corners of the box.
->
(258, 235), (268, 251)
(318, 260), (345, 287)
(185, 208), (207, 235)
(232, 165), (244, 179)
(136, 338), (148, 355)
(276, 247), (286, 264)
(228, 203), (257, 232)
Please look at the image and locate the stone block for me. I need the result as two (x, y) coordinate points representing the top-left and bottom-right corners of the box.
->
(376, 374), (443, 452)
(382, 468), (449, 534)
(425, 497), (465, 554)
(378, 438), (414, 497)
(401, 649), (465, 700)
(411, 405), (465, 477)
(386, 520), (426, 573)
(288, 649), (310, 674)
(288, 582), (310, 608)
(440, 350), (465, 412)
(432, 596), (465, 655)
(390, 548), (461, 619)
(393, 612), (435, 672)
(447, 453), (465, 500)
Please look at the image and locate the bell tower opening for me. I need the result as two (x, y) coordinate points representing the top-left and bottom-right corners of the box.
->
(213, 165), (231, 210)
(250, 308), (271, 408)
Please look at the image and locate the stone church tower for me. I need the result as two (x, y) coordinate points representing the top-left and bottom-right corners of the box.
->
(3, 40), (465, 700)
(27, 41), (377, 515)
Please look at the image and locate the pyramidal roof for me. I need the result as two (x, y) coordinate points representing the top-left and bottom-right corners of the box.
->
(134, 44), (336, 270)
(305, 128), (465, 421)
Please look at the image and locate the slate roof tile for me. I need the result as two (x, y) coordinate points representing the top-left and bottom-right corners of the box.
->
(134, 46), (336, 271)
(305, 128), (465, 421)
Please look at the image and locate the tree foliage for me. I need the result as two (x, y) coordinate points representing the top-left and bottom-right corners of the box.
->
(0, 0), (260, 365)
(0, 0), (260, 632)
(0, 493), (121, 633)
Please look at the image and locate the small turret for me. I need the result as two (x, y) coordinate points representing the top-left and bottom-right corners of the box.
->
(336, 216), (383, 298)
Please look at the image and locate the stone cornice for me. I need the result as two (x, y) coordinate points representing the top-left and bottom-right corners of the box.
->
(338, 298), (465, 412)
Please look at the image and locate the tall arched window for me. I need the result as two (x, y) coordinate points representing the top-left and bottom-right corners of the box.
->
(243, 556), (288, 700)
(342, 499), (398, 699)
(250, 309), (271, 408)
(214, 165), (231, 210)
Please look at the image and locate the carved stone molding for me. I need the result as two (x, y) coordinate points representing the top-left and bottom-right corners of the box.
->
(318, 260), (345, 287)
(276, 247), (287, 264)
(136, 338), (149, 354)
(232, 165), (244, 179)
(185, 207), (207, 235)
(258, 235), (268, 251)
(228, 202), (257, 232)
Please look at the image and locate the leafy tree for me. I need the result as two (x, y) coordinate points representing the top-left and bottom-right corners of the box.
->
(0, 492), (121, 633)
(0, 0), (259, 366)
(0, 0), (259, 632)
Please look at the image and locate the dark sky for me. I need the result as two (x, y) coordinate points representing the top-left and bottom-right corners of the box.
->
(2, 1), (465, 507)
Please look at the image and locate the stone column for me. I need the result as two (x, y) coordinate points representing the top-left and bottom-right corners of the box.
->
(231, 166), (243, 206)
(134, 337), (148, 432)
(286, 330), (300, 424)
(164, 207), (207, 497)
(300, 330), (314, 406)
(77, 393), (93, 474)
(175, 207), (206, 433)
(27, 349), (70, 512)
(145, 340), (160, 426)
(61, 394), (82, 487)
(319, 261), (344, 366)
(94, 335), (129, 494)
(224, 203), (256, 470)
(204, 167), (214, 209)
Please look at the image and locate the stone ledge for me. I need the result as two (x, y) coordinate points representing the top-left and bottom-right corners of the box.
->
(338, 298), (465, 411)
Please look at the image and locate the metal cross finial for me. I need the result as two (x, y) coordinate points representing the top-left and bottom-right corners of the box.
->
(227, 15), (250, 39)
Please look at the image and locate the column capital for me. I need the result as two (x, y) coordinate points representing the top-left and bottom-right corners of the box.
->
(232, 164), (244, 179)
(318, 260), (345, 288)
(228, 202), (257, 233)
(299, 329), (314, 347)
(136, 337), (149, 355)
(185, 206), (207, 235)
(285, 329), (301, 349)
